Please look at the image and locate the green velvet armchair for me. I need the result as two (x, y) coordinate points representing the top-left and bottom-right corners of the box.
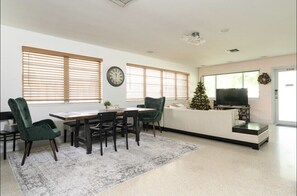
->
(8, 97), (61, 165)
(138, 97), (166, 137)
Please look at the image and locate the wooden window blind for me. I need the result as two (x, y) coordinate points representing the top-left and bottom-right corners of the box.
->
(22, 46), (102, 102)
(146, 69), (161, 98)
(126, 66), (144, 99)
(163, 71), (175, 99)
(126, 63), (189, 100)
(176, 73), (188, 99)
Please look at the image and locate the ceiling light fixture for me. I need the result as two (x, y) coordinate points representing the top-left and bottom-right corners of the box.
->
(226, 48), (239, 53)
(182, 32), (206, 46)
(109, 0), (134, 7)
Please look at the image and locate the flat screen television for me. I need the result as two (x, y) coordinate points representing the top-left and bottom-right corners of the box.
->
(216, 88), (248, 106)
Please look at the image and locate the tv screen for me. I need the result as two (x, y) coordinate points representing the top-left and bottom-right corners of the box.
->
(216, 88), (248, 106)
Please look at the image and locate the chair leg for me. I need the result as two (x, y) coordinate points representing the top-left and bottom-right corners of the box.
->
(113, 127), (117, 152)
(157, 121), (162, 133)
(71, 131), (74, 146)
(21, 142), (30, 166)
(53, 139), (59, 152)
(135, 126), (140, 146)
(49, 140), (58, 161)
(13, 133), (16, 151)
(64, 129), (67, 143)
(27, 141), (33, 156)
(99, 131), (103, 156)
(152, 123), (156, 137)
(3, 135), (7, 160)
(125, 127), (129, 150)
(105, 130), (108, 147)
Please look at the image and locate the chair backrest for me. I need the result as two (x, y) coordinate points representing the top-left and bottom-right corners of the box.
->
(144, 97), (166, 121)
(8, 97), (33, 140)
(97, 112), (117, 128)
(136, 104), (145, 108)
(0, 111), (15, 122)
(123, 110), (138, 127)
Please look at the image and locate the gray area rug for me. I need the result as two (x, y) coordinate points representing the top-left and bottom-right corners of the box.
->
(8, 133), (198, 196)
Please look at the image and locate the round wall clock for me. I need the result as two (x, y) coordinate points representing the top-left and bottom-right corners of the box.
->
(107, 66), (125, 87)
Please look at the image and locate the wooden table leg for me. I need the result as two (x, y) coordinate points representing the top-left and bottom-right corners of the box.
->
(13, 133), (16, 151)
(3, 135), (7, 160)
(84, 119), (92, 154)
(74, 120), (80, 147)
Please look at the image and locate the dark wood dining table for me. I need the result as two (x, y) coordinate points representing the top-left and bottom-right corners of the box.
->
(49, 107), (155, 154)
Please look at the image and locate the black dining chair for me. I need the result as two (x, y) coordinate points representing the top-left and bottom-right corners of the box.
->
(90, 112), (117, 156)
(0, 111), (20, 160)
(63, 119), (100, 146)
(116, 110), (139, 150)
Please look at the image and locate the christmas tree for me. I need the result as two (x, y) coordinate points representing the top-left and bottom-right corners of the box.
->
(190, 81), (211, 110)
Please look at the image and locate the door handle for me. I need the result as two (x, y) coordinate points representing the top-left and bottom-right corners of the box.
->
(275, 89), (278, 99)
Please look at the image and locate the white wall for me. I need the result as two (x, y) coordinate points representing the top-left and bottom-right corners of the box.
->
(198, 54), (296, 124)
(0, 25), (198, 125)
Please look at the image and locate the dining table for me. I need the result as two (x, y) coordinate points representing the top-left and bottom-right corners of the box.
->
(49, 107), (156, 154)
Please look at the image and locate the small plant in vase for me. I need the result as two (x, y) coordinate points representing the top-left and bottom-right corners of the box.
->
(104, 101), (111, 110)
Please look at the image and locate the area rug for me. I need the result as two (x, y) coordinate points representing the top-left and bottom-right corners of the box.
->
(7, 133), (198, 196)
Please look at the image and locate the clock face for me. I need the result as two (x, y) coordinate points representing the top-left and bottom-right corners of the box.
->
(107, 66), (125, 87)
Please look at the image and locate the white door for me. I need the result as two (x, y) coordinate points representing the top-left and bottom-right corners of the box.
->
(274, 68), (296, 126)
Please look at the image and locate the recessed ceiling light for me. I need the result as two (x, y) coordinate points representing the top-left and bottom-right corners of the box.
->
(220, 28), (230, 33)
(226, 48), (239, 53)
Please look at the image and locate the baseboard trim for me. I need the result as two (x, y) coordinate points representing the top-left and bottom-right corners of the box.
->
(163, 127), (268, 150)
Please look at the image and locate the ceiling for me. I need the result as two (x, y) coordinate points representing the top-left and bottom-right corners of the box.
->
(1, 0), (296, 67)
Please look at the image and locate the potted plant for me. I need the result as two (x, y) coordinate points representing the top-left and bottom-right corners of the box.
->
(104, 101), (111, 110)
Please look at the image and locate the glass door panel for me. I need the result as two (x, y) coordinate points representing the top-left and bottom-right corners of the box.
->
(276, 69), (296, 125)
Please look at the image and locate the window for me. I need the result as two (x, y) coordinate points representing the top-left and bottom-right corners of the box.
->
(203, 75), (216, 98)
(163, 71), (175, 99)
(176, 73), (188, 99)
(217, 73), (242, 89)
(203, 71), (259, 99)
(126, 64), (189, 100)
(22, 46), (102, 102)
(126, 66), (144, 99)
(146, 69), (162, 98)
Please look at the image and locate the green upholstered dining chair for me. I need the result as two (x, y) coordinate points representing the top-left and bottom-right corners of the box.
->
(8, 97), (61, 166)
(138, 97), (165, 137)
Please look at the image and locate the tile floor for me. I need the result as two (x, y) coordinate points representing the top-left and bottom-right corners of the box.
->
(0, 124), (296, 196)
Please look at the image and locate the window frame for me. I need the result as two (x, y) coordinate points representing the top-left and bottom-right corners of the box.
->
(202, 70), (260, 99)
(126, 63), (189, 100)
(22, 46), (103, 103)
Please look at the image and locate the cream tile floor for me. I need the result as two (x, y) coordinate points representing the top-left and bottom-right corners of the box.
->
(1, 125), (296, 196)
